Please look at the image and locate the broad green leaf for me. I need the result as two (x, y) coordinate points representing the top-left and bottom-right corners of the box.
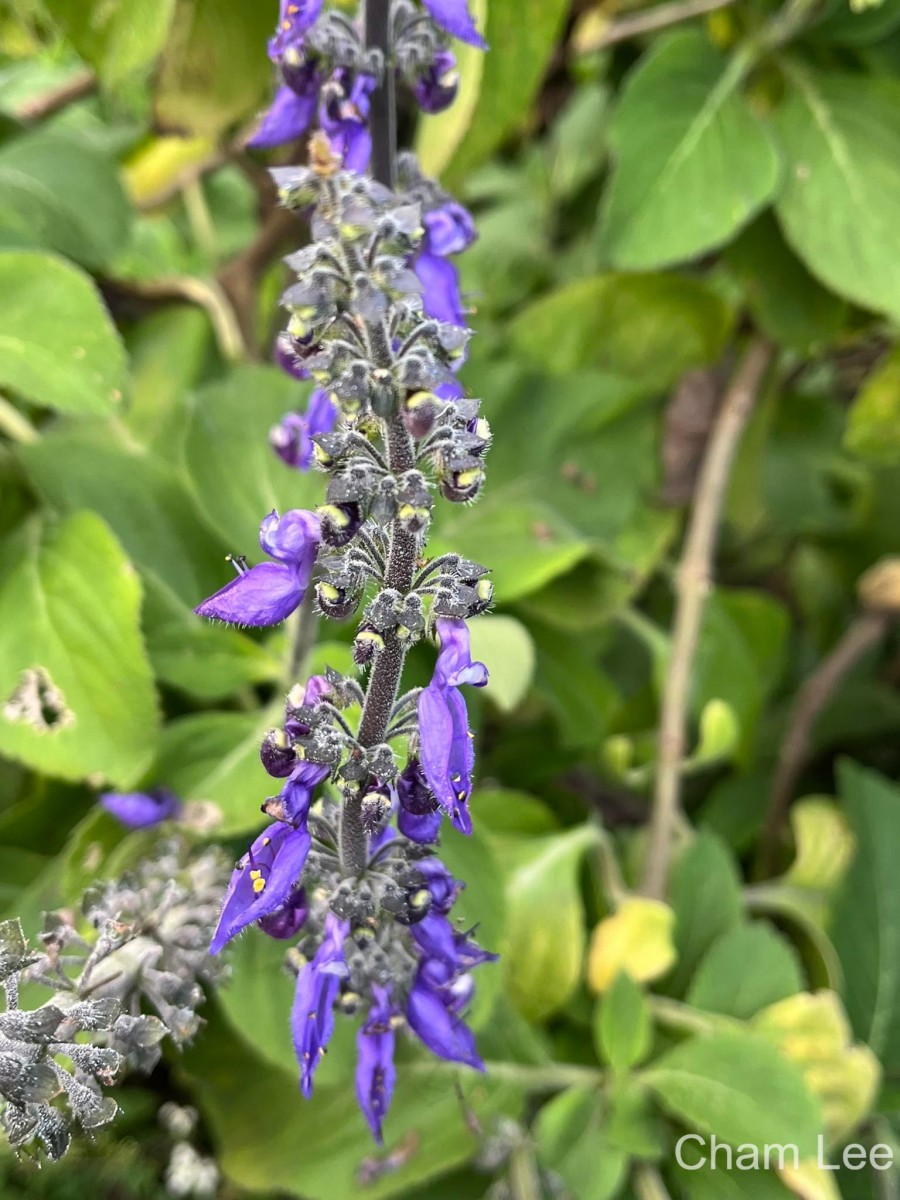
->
(773, 67), (900, 324)
(664, 832), (743, 996)
(155, 0), (279, 136)
(151, 707), (279, 837)
(534, 1087), (628, 1200)
(0, 133), (130, 269)
(831, 761), (900, 1069)
(432, 497), (590, 604)
(530, 621), (621, 749)
(845, 347), (900, 466)
(588, 898), (677, 994)
(812, 0), (900, 45)
(182, 365), (320, 553)
(595, 973), (652, 1073)
(686, 924), (804, 1019)
(753, 991), (880, 1144)
(473, 788), (559, 836)
(598, 32), (780, 269)
(724, 214), (847, 356)
(673, 1136), (795, 1200)
(441, 0), (570, 186)
(21, 422), (226, 607)
(43, 0), (176, 88)
(142, 577), (281, 702)
(643, 1030), (822, 1155)
(504, 826), (601, 1022)
(184, 1003), (525, 1200)
(468, 615), (535, 713)
(0, 251), (127, 416)
(416, 0), (487, 177)
(508, 273), (731, 391)
(0, 512), (159, 786)
(546, 83), (610, 201)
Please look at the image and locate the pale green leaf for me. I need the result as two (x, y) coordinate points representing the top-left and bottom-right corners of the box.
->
(686, 924), (804, 1019)
(468, 615), (535, 713)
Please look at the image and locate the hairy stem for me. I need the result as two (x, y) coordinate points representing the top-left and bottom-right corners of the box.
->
(641, 339), (773, 900)
(339, 0), (408, 877)
(759, 611), (889, 876)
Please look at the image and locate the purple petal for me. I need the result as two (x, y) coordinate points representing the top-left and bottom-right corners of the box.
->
(292, 914), (348, 1097)
(247, 85), (317, 150)
(271, 391), (338, 472)
(423, 202), (476, 257)
(274, 330), (310, 380)
(258, 508), (321, 568)
(417, 858), (459, 914)
(414, 253), (467, 327)
(418, 684), (456, 812)
(278, 761), (330, 824)
(422, 0), (487, 48)
(99, 789), (181, 829)
(258, 886), (308, 939)
(444, 686), (474, 835)
(435, 618), (488, 688)
(194, 561), (305, 627)
(411, 912), (458, 969)
(269, 0), (324, 58)
(355, 985), (396, 1143)
(210, 824), (311, 953)
(398, 805), (442, 844)
(407, 973), (484, 1069)
(411, 49), (459, 114)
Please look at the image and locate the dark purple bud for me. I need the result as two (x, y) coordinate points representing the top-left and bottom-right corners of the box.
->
(438, 455), (484, 503)
(353, 626), (386, 666)
(259, 886), (308, 939)
(360, 786), (392, 834)
(412, 49), (459, 114)
(402, 390), (443, 440)
(317, 501), (364, 548)
(261, 728), (298, 778)
(397, 759), (441, 845)
(315, 579), (361, 621)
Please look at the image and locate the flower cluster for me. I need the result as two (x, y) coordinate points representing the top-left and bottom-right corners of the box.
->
(194, 0), (494, 1143)
(0, 842), (227, 1161)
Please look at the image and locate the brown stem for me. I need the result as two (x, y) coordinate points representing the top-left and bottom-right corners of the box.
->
(759, 611), (890, 876)
(15, 70), (96, 121)
(218, 207), (300, 355)
(577, 0), (737, 52)
(641, 339), (774, 900)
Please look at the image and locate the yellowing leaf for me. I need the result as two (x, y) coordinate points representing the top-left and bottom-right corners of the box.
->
(124, 135), (216, 207)
(783, 798), (855, 894)
(587, 898), (676, 994)
(779, 1160), (841, 1200)
(753, 991), (880, 1143)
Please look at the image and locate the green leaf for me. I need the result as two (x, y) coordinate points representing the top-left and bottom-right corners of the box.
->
(43, 0), (176, 88)
(724, 214), (847, 356)
(416, 0), (487, 178)
(182, 365), (321, 552)
(441, 0), (570, 187)
(686, 924), (804, 1019)
(185, 1003), (525, 1200)
(21, 422), (226, 607)
(664, 833), (743, 996)
(0, 133), (130, 269)
(598, 32), (780, 269)
(845, 347), (900, 466)
(831, 761), (900, 1070)
(773, 67), (900, 323)
(155, 0), (279, 136)
(503, 826), (601, 1022)
(595, 973), (652, 1073)
(0, 251), (127, 416)
(812, 0), (900, 46)
(0, 512), (159, 787)
(468, 615), (535, 713)
(546, 83), (610, 202)
(534, 1087), (628, 1200)
(643, 1030), (821, 1154)
(217, 929), (295, 1073)
(151, 707), (278, 837)
(473, 788), (560, 837)
(530, 621), (621, 749)
(673, 1136), (795, 1199)
(432, 497), (590, 604)
(508, 273), (731, 391)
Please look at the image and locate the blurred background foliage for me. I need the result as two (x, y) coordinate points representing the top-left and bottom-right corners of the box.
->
(2, 0), (900, 1197)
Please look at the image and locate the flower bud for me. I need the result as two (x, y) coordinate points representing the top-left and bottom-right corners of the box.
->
(402, 390), (442, 439)
(353, 626), (385, 666)
(258, 887), (308, 940)
(315, 579), (360, 621)
(360, 787), (391, 834)
(260, 727), (297, 778)
(317, 502), (364, 547)
(438, 457), (484, 503)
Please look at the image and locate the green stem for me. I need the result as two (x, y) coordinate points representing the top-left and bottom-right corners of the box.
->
(0, 395), (38, 444)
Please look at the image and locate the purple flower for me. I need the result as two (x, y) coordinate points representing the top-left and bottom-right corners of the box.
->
(416, 858), (459, 914)
(422, 0), (487, 48)
(417, 619), (488, 834)
(321, 71), (376, 172)
(195, 509), (320, 627)
(412, 49), (459, 113)
(259, 886), (309, 939)
(274, 329), (312, 380)
(210, 822), (312, 954)
(247, 78), (318, 149)
(292, 912), (349, 1097)
(355, 985), (397, 1143)
(99, 788), (181, 829)
(413, 202), (476, 326)
(269, 0), (324, 60)
(397, 759), (441, 844)
(266, 760), (331, 825)
(406, 965), (484, 1069)
(270, 389), (338, 470)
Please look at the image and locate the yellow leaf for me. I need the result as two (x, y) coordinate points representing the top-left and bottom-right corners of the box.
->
(780, 1159), (841, 1200)
(124, 135), (216, 207)
(587, 897), (676, 994)
(783, 797), (855, 894)
(754, 991), (880, 1143)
